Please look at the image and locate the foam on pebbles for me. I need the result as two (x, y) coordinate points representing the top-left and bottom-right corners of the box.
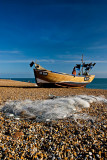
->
(1, 95), (107, 121)
(0, 95), (107, 159)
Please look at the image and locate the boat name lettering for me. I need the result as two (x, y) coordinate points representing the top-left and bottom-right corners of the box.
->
(43, 72), (48, 76)
(39, 72), (48, 76)
(39, 72), (43, 75)
(84, 77), (89, 81)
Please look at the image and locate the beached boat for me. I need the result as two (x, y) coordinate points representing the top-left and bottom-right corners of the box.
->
(30, 55), (96, 87)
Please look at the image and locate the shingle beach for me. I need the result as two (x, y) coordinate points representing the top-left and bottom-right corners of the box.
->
(0, 79), (107, 159)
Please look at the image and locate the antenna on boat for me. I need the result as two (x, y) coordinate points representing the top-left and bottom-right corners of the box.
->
(81, 54), (83, 75)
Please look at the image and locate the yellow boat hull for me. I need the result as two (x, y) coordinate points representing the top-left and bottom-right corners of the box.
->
(34, 69), (95, 87)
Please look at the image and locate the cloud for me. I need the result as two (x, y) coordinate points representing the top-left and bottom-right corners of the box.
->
(57, 60), (107, 63)
(94, 60), (107, 63)
(94, 71), (107, 74)
(0, 59), (107, 64)
(86, 45), (107, 50)
(0, 59), (55, 63)
(0, 50), (22, 54)
(58, 53), (80, 58)
(0, 60), (31, 63)
(38, 59), (55, 63)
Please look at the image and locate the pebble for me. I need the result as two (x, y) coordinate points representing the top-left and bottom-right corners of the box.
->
(8, 114), (14, 117)
(0, 81), (107, 159)
(0, 104), (106, 160)
(89, 152), (92, 155)
(14, 117), (20, 120)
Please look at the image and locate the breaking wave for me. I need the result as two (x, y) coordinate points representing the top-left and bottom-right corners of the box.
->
(1, 95), (107, 121)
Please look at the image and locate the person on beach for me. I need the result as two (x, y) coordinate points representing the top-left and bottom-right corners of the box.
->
(72, 67), (76, 77)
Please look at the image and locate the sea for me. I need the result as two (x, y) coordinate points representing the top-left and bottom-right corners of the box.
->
(2, 78), (107, 90)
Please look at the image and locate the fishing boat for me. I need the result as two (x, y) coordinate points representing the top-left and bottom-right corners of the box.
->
(30, 55), (96, 87)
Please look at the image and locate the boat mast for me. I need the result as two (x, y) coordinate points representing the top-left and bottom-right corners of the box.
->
(81, 54), (83, 75)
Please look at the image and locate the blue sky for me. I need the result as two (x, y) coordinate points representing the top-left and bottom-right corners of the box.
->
(0, 0), (107, 78)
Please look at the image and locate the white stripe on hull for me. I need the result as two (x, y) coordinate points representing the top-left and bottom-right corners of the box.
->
(36, 78), (49, 83)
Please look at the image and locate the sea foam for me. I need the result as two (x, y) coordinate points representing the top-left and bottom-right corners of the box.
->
(1, 95), (107, 121)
